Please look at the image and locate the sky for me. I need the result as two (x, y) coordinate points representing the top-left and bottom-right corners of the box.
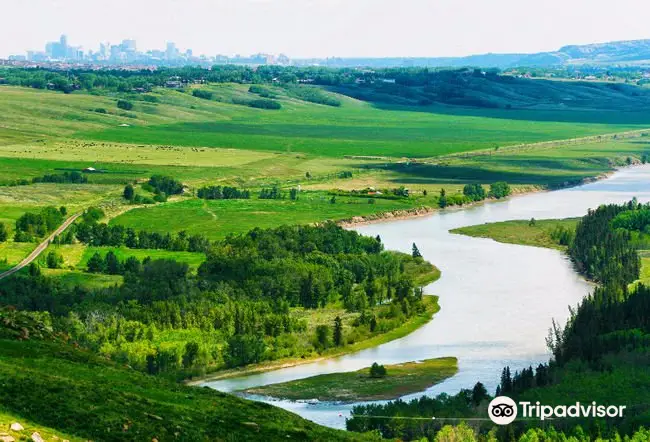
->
(2, 0), (650, 59)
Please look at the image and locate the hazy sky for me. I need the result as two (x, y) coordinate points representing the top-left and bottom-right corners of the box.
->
(2, 0), (650, 58)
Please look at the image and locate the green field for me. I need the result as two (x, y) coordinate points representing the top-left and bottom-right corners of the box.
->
(244, 357), (458, 402)
(109, 193), (428, 240)
(451, 218), (580, 249)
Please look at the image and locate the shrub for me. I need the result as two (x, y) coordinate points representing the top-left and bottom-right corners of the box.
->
(192, 89), (213, 100)
(45, 251), (64, 269)
(116, 99), (133, 110)
(369, 362), (387, 378)
(249, 99), (281, 110)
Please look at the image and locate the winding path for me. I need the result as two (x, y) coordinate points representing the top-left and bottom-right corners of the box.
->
(0, 213), (81, 281)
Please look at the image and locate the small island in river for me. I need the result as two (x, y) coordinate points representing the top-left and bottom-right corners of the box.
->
(242, 357), (458, 402)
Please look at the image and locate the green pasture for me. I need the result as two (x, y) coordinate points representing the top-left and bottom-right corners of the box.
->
(109, 193), (427, 240)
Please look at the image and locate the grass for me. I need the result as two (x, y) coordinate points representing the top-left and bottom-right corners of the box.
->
(110, 193), (430, 240)
(451, 218), (580, 250)
(42, 269), (124, 289)
(244, 357), (458, 402)
(0, 338), (366, 441)
(0, 241), (34, 271)
(0, 409), (83, 442)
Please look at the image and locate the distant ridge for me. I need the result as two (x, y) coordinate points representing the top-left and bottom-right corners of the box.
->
(295, 39), (650, 68)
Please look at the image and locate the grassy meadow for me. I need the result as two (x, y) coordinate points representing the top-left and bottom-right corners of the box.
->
(2, 82), (650, 287)
(244, 357), (458, 402)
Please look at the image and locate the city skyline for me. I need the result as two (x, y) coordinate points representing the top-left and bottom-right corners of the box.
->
(2, 0), (650, 60)
(8, 34), (291, 67)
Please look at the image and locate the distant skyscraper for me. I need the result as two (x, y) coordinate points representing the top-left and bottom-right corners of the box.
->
(166, 42), (178, 60)
(121, 39), (136, 52)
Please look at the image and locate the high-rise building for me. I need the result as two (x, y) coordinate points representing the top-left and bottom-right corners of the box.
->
(121, 39), (136, 52)
(166, 42), (178, 60)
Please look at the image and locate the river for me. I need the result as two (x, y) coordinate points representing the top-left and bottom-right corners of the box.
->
(204, 165), (650, 429)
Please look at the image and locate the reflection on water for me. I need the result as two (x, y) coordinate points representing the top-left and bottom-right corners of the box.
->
(205, 165), (650, 429)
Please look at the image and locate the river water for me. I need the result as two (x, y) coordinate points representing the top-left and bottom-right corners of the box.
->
(204, 165), (650, 429)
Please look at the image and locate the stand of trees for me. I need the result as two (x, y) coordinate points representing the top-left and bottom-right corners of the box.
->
(32, 171), (88, 184)
(197, 185), (250, 200)
(14, 206), (66, 242)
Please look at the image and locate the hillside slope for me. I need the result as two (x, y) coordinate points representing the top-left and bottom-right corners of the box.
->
(0, 338), (368, 441)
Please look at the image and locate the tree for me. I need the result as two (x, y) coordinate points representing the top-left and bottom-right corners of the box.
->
(412, 243), (422, 258)
(0, 222), (7, 242)
(330, 196), (336, 204)
(45, 251), (63, 269)
(315, 324), (331, 350)
(471, 382), (489, 406)
(438, 188), (448, 208)
(105, 251), (122, 274)
(123, 184), (135, 201)
(369, 362), (387, 378)
(289, 188), (299, 200)
(333, 316), (343, 346)
(87, 252), (105, 273)
(182, 342), (200, 368)
(117, 99), (133, 110)
(489, 181), (511, 199)
(463, 183), (486, 202)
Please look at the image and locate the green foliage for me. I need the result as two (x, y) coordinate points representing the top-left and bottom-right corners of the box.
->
(249, 98), (282, 110)
(369, 362), (387, 378)
(259, 186), (283, 199)
(570, 203), (640, 285)
(191, 89), (213, 100)
(412, 243), (422, 258)
(0, 339), (357, 441)
(0, 222), (7, 242)
(14, 206), (65, 240)
(197, 185), (250, 200)
(488, 181), (511, 199)
(116, 99), (133, 110)
(283, 85), (342, 107)
(123, 184), (135, 201)
(463, 183), (486, 201)
(45, 251), (64, 269)
(82, 206), (105, 223)
(148, 175), (183, 195)
(32, 171), (88, 184)
(333, 316), (343, 347)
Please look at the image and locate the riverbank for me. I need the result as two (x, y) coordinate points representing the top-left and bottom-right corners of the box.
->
(336, 172), (611, 229)
(187, 295), (441, 386)
(243, 357), (458, 402)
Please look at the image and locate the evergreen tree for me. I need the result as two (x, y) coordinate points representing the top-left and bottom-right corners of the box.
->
(0, 222), (7, 242)
(333, 316), (343, 346)
(87, 252), (105, 273)
(123, 184), (135, 201)
(105, 251), (122, 274)
(412, 243), (422, 258)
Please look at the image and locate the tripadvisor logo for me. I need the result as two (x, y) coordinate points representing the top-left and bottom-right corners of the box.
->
(488, 396), (518, 425)
(488, 396), (626, 425)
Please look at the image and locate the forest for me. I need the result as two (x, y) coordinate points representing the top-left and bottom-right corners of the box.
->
(0, 222), (431, 379)
(347, 201), (650, 440)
